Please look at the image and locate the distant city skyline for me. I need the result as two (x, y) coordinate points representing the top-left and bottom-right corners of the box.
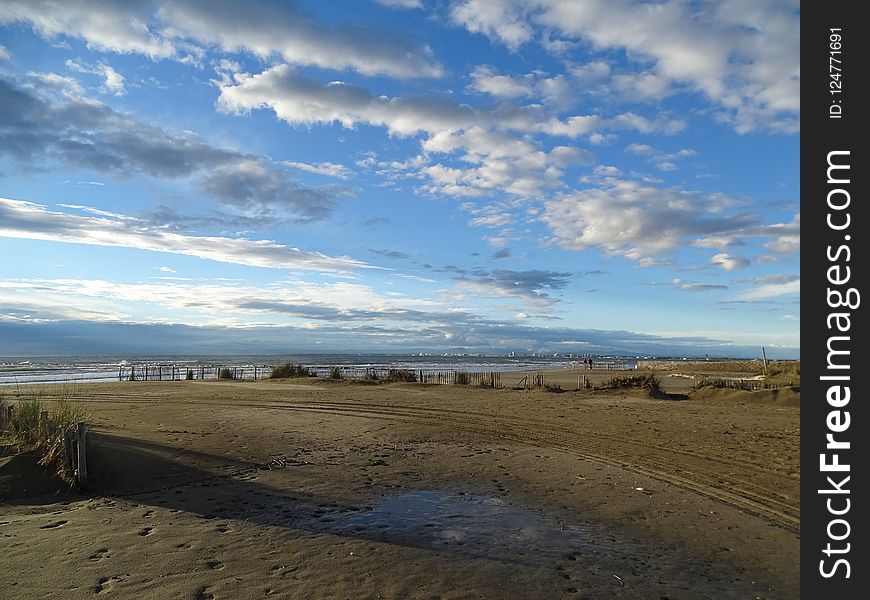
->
(0, 1), (799, 358)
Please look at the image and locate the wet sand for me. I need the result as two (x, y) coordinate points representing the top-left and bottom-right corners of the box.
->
(0, 372), (799, 598)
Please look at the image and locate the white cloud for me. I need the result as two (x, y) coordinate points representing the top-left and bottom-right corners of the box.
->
(468, 64), (532, 98)
(0, 0), (442, 77)
(540, 179), (768, 265)
(0, 198), (370, 272)
(710, 252), (750, 271)
(218, 65), (475, 135)
(65, 59), (126, 95)
(0, 44), (9, 61)
(284, 161), (352, 179)
(667, 278), (727, 292)
(0, 1), (175, 58)
(737, 278), (800, 300)
(450, 0), (534, 50)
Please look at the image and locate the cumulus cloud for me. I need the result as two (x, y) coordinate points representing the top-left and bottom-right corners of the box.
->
(0, 44), (10, 60)
(0, 198), (369, 272)
(449, 0), (800, 132)
(219, 65), (687, 201)
(710, 252), (750, 271)
(450, 0), (534, 50)
(0, 76), (343, 222)
(468, 64), (533, 98)
(218, 65), (476, 135)
(0, 0), (442, 77)
(540, 179), (768, 264)
(219, 64), (683, 139)
(0, 0), (174, 58)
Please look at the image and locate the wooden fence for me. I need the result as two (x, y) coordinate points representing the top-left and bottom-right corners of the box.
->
(695, 378), (798, 391)
(119, 364), (272, 381)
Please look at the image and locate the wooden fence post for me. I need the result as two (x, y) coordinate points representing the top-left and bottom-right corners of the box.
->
(63, 428), (75, 472)
(76, 422), (88, 489)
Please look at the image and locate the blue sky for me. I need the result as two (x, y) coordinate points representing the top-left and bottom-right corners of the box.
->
(0, 0), (799, 358)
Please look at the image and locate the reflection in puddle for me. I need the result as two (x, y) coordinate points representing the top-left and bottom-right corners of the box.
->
(310, 491), (598, 561)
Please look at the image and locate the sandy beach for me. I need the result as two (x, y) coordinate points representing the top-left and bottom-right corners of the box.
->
(1, 370), (799, 599)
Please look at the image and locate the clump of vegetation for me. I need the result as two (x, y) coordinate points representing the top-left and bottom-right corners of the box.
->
(328, 366), (343, 380)
(8, 398), (44, 444)
(185, 369), (195, 380)
(1, 392), (92, 487)
(600, 374), (661, 392)
(218, 368), (236, 380)
(269, 362), (312, 379)
(386, 369), (417, 383)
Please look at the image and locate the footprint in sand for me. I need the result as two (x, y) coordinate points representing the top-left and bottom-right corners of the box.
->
(214, 524), (231, 534)
(195, 585), (216, 600)
(143, 510), (155, 518)
(88, 548), (110, 562)
(205, 560), (225, 571)
(138, 527), (154, 537)
(95, 576), (122, 594)
(176, 542), (193, 549)
(40, 520), (68, 529)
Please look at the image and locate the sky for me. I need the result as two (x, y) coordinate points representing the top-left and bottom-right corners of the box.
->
(0, 0), (800, 358)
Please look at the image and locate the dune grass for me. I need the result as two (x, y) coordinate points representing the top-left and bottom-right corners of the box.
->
(268, 362), (313, 379)
(1, 389), (92, 486)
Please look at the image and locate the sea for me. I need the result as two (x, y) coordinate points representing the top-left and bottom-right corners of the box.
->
(0, 354), (640, 386)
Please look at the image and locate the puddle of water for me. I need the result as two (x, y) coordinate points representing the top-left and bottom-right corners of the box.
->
(310, 491), (598, 561)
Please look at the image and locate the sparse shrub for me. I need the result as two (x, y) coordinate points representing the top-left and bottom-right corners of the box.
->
(386, 369), (417, 383)
(329, 366), (343, 380)
(269, 362), (312, 379)
(186, 369), (195, 380)
(601, 374), (661, 392)
(218, 368), (235, 380)
(453, 371), (470, 385)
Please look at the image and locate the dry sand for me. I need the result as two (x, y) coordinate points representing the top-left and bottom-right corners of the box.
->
(0, 370), (799, 599)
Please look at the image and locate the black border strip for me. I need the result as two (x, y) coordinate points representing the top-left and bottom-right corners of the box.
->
(803, 3), (868, 596)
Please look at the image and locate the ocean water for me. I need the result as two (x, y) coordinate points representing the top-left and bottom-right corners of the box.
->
(0, 354), (638, 386)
